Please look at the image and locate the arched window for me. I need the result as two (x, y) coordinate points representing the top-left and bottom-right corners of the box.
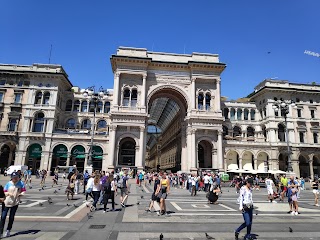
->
(233, 126), (242, 137)
(81, 119), (91, 129)
(73, 100), (80, 112)
(81, 101), (88, 112)
(278, 124), (286, 142)
(237, 109), (242, 120)
(33, 112), (45, 132)
(123, 89), (130, 106)
(104, 102), (110, 113)
(131, 89), (137, 107)
(230, 108), (235, 120)
(97, 120), (107, 130)
(97, 101), (103, 113)
(250, 109), (255, 120)
(34, 91), (42, 104)
(224, 108), (229, 119)
(198, 93), (204, 110)
(247, 126), (255, 137)
(43, 92), (50, 105)
(205, 93), (211, 110)
(66, 118), (76, 128)
(65, 100), (73, 111)
(89, 101), (95, 113)
(244, 109), (249, 120)
(223, 125), (228, 137)
(8, 119), (17, 132)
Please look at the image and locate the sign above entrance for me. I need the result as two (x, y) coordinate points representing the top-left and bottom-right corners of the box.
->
(29, 143), (42, 158)
(53, 144), (68, 158)
(71, 145), (85, 158)
(92, 146), (103, 159)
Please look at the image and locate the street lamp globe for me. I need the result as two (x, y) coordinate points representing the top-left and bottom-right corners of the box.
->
(83, 92), (88, 98)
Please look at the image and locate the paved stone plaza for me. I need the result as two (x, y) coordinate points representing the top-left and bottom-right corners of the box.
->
(0, 176), (320, 240)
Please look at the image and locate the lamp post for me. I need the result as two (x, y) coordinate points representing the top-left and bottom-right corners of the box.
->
(272, 100), (296, 172)
(81, 86), (108, 174)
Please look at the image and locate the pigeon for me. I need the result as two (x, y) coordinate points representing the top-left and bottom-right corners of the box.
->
(58, 188), (61, 191)
(140, 196), (144, 199)
(160, 233), (163, 240)
(67, 203), (70, 207)
(39, 202), (43, 207)
(48, 197), (52, 201)
(53, 190), (58, 194)
(86, 204), (89, 208)
(137, 202), (140, 205)
(205, 233), (215, 239)
(42, 187), (44, 190)
(289, 227), (293, 233)
(141, 189), (144, 192)
(255, 210), (258, 216)
(74, 204), (78, 208)
(39, 189), (42, 191)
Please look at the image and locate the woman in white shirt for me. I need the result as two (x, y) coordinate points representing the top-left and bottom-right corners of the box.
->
(90, 173), (101, 212)
(235, 178), (254, 240)
(103, 174), (117, 212)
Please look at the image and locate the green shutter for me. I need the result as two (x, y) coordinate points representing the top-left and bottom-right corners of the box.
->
(29, 144), (42, 158)
(53, 144), (68, 158)
(92, 146), (103, 159)
(71, 145), (85, 158)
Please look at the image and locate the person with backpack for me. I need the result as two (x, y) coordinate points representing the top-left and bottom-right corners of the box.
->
(118, 172), (129, 208)
(103, 174), (117, 212)
(82, 170), (89, 194)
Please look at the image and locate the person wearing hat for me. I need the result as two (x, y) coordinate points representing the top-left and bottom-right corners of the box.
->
(0, 172), (26, 238)
(235, 177), (254, 240)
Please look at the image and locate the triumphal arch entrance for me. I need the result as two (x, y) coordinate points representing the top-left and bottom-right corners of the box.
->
(106, 47), (226, 172)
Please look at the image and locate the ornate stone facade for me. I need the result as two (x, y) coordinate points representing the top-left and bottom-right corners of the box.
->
(0, 48), (319, 178)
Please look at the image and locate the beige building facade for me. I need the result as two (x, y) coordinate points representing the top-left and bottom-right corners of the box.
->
(0, 47), (319, 178)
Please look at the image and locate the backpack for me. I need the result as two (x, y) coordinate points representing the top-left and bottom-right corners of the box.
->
(117, 177), (125, 188)
(104, 181), (112, 194)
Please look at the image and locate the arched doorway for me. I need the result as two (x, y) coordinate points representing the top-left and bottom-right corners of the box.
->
(299, 155), (310, 178)
(92, 146), (103, 171)
(242, 151), (254, 170)
(26, 143), (42, 172)
(147, 86), (188, 171)
(226, 150), (239, 170)
(257, 152), (269, 171)
(314, 156), (320, 178)
(71, 145), (85, 172)
(52, 144), (68, 173)
(198, 140), (212, 168)
(0, 145), (10, 171)
(278, 153), (288, 171)
(118, 138), (136, 167)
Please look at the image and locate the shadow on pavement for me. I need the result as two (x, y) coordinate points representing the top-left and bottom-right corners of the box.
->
(11, 229), (41, 237)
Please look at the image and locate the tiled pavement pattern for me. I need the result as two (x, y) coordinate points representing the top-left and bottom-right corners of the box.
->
(1, 176), (320, 240)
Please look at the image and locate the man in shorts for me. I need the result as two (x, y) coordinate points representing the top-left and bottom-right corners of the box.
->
(118, 172), (129, 208)
(265, 176), (275, 203)
(145, 174), (160, 212)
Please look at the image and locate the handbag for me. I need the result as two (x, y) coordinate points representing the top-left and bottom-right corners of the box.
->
(69, 183), (75, 188)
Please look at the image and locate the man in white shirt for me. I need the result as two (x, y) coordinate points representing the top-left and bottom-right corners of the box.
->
(191, 175), (197, 196)
(203, 174), (210, 192)
(265, 177), (275, 203)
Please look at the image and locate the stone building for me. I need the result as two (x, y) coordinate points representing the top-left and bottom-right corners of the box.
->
(0, 47), (319, 178)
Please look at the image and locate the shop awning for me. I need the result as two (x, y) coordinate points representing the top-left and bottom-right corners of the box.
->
(71, 145), (85, 158)
(92, 146), (103, 159)
(53, 144), (68, 158)
(29, 143), (42, 158)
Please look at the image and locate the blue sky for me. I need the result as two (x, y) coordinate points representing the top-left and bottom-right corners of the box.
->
(1, 0), (319, 99)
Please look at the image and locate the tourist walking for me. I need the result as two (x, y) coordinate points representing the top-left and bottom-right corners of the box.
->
(265, 176), (275, 203)
(158, 173), (170, 215)
(146, 174), (160, 213)
(118, 172), (129, 208)
(66, 171), (76, 200)
(311, 178), (319, 207)
(90, 173), (101, 212)
(0, 172), (26, 238)
(235, 178), (254, 240)
(84, 174), (94, 203)
(103, 174), (117, 212)
(83, 170), (90, 194)
(287, 176), (299, 215)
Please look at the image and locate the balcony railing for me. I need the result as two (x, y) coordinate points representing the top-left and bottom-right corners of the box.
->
(53, 128), (108, 135)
